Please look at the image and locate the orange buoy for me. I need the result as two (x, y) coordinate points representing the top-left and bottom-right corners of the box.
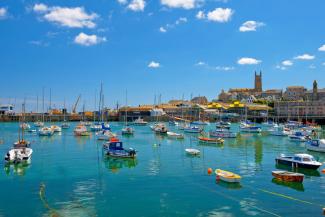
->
(207, 168), (213, 175)
(322, 169), (325, 174)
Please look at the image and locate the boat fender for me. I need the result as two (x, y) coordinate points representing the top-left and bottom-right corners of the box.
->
(322, 169), (325, 174)
(207, 168), (213, 175)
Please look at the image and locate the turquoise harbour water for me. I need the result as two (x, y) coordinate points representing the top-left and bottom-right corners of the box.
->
(0, 122), (325, 217)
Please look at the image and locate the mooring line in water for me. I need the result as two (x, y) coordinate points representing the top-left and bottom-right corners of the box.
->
(189, 181), (282, 217)
(39, 183), (61, 217)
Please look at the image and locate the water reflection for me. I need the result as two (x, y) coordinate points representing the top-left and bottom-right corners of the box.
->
(275, 164), (321, 177)
(271, 178), (304, 192)
(4, 161), (30, 176)
(41, 180), (97, 217)
(216, 180), (242, 190)
(104, 158), (138, 173)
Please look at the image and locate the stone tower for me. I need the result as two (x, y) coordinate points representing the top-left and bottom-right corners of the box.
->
(254, 71), (262, 92)
(312, 80), (318, 101)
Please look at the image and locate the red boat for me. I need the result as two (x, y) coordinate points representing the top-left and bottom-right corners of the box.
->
(272, 170), (304, 183)
(198, 137), (224, 144)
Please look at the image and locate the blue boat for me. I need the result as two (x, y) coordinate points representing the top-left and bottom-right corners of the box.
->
(103, 140), (136, 158)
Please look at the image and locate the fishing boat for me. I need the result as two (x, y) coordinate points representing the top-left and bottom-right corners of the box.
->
(61, 121), (70, 129)
(122, 127), (134, 135)
(51, 125), (62, 132)
(268, 125), (290, 136)
(289, 131), (307, 142)
(96, 130), (117, 140)
(272, 170), (304, 182)
(74, 125), (90, 136)
(198, 136), (224, 144)
(34, 121), (44, 128)
(209, 129), (236, 138)
(39, 127), (54, 136)
(151, 123), (168, 134)
(306, 139), (325, 152)
(90, 123), (102, 131)
(239, 121), (261, 133)
(185, 148), (200, 155)
(215, 121), (231, 130)
(20, 123), (30, 130)
(132, 117), (148, 126)
(184, 125), (203, 133)
(167, 131), (184, 139)
(103, 139), (136, 158)
(215, 169), (241, 183)
(5, 103), (33, 164)
(121, 91), (135, 136)
(275, 153), (322, 169)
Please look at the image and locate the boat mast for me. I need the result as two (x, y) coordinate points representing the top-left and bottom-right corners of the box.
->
(49, 88), (51, 122)
(42, 87), (45, 123)
(125, 90), (128, 126)
(63, 98), (66, 121)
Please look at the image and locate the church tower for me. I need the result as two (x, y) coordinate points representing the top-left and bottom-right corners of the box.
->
(312, 80), (318, 101)
(254, 71), (262, 92)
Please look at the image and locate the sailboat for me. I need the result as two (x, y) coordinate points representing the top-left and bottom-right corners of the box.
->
(5, 103), (33, 164)
(61, 99), (70, 129)
(122, 90), (134, 135)
(39, 88), (54, 136)
(34, 95), (44, 127)
(239, 106), (261, 133)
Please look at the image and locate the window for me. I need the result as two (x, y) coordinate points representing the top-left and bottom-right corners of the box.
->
(303, 158), (311, 162)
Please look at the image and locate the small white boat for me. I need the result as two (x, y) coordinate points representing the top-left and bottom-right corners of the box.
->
(306, 139), (325, 152)
(289, 132), (307, 142)
(268, 125), (290, 136)
(39, 127), (54, 136)
(184, 126), (203, 133)
(51, 125), (62, 132)
(167, 131), (184, 139)
(61, 122), (70, 129)
(74, 125), (90, 136)
(215, 169), (241, 183)
(34, 121), (44, 127)
(20, 123), (30, 130)
(90, 123), (102, 131)
(122, 127), (134, 135)
(151, 123), (168, 134)
(275, 153), (322, 169)
(96, 130), (117, 140)
(4, 147), (33, 164)
(185, 148), (200, 155)
(239, 122), (261, 133)
(209, 129), (236, 138)
(132, 117), (148, 126)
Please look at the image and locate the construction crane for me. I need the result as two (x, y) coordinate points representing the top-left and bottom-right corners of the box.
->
(72, 95), (81, 114)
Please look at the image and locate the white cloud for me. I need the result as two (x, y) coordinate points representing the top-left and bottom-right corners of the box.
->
(74, 32), (106, 46)
(294, 54), (315, 60)
(148, 61), (160, 68)
(159, 17), (187, 33)
(282, 60), (293, 66)
(128, 0), (146, 11)
(33, 4), (98, 28)
(159, 27), (167, 32)
(196, 10), (205, 19)
(276, 65), (286, 70)
(195, 61), (206, 66)
(239, 21), (264, 32)
(237, 57), (261, 65)
(309, 64), (316, 69)
(322, 62), (325, 66)
(207, 8), (233, 23)
(33, 3), (48, 13)
(0, 7), (7, 19)
(215, 66), (235, 71)
(117, 0), (128, 5)
(161, 0), (198, 9)
(318, 44), (325, 51)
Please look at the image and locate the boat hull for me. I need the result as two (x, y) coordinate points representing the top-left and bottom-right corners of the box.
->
(275, 159), (321, 170)
(272, 171), (304, 182)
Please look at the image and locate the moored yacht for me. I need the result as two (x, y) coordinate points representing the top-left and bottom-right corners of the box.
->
(306, 139), (325, 152)
(132, 117), (148, 126)
(39, 127), (54, 136)
(239, 121), (261, 133)
(275, 153), (321, 170)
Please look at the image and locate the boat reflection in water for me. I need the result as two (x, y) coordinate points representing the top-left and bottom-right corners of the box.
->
(271, 178), (304, 192)
(275, 164), (320, 177)
(4, 160), (31, 176)
(215, 180), (242, 190)
(104, 158), (138, 173)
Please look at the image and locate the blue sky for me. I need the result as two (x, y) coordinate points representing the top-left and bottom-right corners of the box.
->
(1, 0), (325, 112)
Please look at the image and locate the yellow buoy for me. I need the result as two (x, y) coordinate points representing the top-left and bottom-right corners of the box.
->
(207, 168), (213, 175)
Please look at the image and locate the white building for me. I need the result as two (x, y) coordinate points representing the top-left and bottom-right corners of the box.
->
(0, 104), (15, 115)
